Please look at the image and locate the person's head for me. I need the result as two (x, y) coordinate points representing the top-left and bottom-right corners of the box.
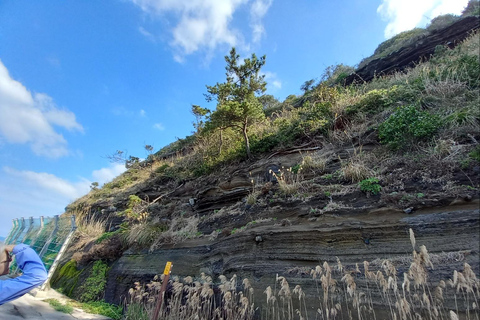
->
(0, 242), (12, 276)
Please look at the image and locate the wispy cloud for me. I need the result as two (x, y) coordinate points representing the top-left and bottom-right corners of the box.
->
(0, 60), (83, 158)
(0, 163), (126, 236)
(111, 106), (147, 118)
(250, 0), (272, 43)
(130, 0), (273, 60)
(377, 0), (469, 38)
(138, 26), (156, 42)
(3, 166), (90, 200)
(153, 122), (165, 130)
(263, 71), (282, 90)
(92, 163), (127, 185)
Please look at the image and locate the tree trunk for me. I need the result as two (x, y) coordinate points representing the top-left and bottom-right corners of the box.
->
(218, 129), (224, 154)
(242, 124), (251, 160)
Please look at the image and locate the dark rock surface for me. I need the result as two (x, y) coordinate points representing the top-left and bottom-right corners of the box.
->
(344, 16), (480, 85)
(105, 202), (479, 314)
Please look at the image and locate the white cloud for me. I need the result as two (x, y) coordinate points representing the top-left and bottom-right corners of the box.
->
(140, 109), (147, 117)
(139, 26), (156, 42)
(0, 60), (83, 158)
(377, 0), (469, 38)
(153, 122), (165, 130)
(131, 0), (273, 60)
(3, 166), (90, 200)
(263, 71), (282, 90)
(250, 0), (272, 43)
(92, 163), (127, 185)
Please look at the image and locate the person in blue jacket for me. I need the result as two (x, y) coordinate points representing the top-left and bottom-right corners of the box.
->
(0, 243), (48, 305)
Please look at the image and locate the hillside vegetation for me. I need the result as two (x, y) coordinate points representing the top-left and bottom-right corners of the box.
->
(58, 5), (479, 320)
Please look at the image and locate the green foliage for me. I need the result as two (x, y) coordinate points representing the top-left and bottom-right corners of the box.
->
(96, 229), (121, 244)
(191, 104), (210, 133)
(470, 146), (480, 161)
(128, 195), (142, 208)
(80, 301), (122, 320)
(46, 299), (74, 314)
(79, 260), (109, 303)
(291, 164), (302, 174)
(320, 64), (355, 86)
(301, 79), (316, 93)
(454, 54), (480, 88)
(379, 105), (441, 150)
(155, 163), (170, 174)
(359, 178), (382, 195)
(298, 101), (333, 134)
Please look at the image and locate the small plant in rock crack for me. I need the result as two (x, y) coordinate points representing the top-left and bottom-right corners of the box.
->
(359, 177), (382, 195)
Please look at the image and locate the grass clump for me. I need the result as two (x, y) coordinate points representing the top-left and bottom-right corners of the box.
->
(379, 105), (441, 150)
(46, 299), (74, 314)
(80, 301), (122, 320)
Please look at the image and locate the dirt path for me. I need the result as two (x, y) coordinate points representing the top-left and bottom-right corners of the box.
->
(0, 290), (111, 320)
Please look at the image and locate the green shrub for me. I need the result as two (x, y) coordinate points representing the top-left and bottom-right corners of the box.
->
(379, 105), (441, 149)
(79, 260), (109, 302)
(359, 178), (382, 195)
(356, 88), (393, 114)
(250, 133), (280, 154)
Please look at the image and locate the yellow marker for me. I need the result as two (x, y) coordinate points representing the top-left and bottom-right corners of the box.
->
(163, 261), (172, 275)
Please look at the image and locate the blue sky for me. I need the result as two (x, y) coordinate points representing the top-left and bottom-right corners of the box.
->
(0, 0), (468, 237)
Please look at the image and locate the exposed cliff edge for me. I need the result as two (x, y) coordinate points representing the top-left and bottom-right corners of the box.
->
(344, 16), (479, 85)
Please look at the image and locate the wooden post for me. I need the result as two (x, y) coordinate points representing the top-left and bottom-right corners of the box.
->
(152, 261), (172, 320)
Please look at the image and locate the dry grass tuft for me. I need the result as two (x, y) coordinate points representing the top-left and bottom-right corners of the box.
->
(301, 154), (327, 173)
(341, 150), (372, 183)
(76, 216), (108, 241)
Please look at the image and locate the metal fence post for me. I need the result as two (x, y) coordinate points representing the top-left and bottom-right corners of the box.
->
(11, 217), (26, 244)
(29, 216), (45, 249)
(39, 215), (59, 259)
(21, 217), (34, 243)
(4, 219), (18, 244)
(41, 215), (77, 290)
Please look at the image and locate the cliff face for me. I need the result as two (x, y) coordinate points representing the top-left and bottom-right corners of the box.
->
(344, 16), (479, 85)
(66, 142), (480, 313)
(57, 15), (480, 317)
(106, 202), (479, 310)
